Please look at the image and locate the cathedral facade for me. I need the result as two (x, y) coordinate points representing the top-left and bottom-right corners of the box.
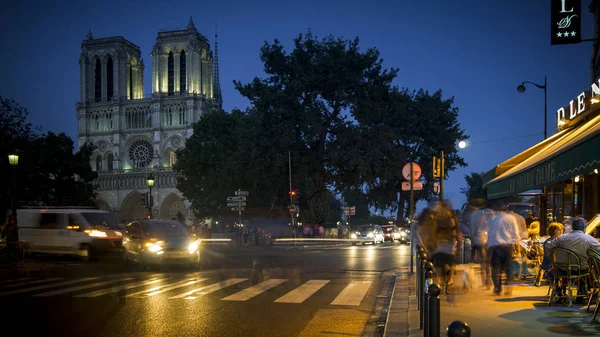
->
(76, 18), (221, 224)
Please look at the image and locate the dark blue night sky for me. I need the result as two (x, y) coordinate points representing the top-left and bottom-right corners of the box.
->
(0, 0), (594, 212)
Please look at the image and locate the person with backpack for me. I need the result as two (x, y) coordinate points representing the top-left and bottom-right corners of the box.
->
(430, 201), (461, 289)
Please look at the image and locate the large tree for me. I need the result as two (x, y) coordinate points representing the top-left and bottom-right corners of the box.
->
(176, 31), (467, 224)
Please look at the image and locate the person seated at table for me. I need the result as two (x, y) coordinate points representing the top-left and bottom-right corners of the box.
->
(540, 222), (564, 289)
(546, 218), (600, 303)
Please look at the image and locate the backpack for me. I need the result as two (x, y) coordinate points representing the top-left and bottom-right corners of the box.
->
(434, 208), (457, 242)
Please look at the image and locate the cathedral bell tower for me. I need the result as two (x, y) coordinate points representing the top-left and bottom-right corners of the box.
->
(151, 17), (213, 97)
(79, 30), (144, 103)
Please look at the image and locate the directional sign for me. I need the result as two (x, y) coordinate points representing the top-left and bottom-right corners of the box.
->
(402, 181), (423, 191)
(227, 202), (246, 207)
(289, 205), (296, 214)
(235, 190), (249, 196)
(227, 196), (246, 202)
(231, 207), (245, 211)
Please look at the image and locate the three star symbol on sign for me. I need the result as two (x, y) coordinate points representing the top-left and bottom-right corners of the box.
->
(556, 31), (577, 37)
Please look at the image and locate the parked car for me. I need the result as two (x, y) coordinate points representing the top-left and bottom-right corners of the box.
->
(350, 225), (385, 245)
(122, 219), (200, 268)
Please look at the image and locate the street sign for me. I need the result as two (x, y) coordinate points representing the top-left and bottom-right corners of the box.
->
(402, 162), (422, 181)
(227, 196), (246, 202)
(227, 202), (246, 207)
(235, 190), (249, 196)
(343, 206), (356, 216)
(402, 181), (423, 191)
(289, 205), (296, 214)
(231, 207), (245, 211)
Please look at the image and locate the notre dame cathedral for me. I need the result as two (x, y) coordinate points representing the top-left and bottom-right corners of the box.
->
(76, 17), (221, 224)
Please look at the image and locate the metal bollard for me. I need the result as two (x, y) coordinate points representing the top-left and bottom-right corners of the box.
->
(417, 246), (424, 310)
(424, 263), (434, 337)
(428, 283), (442, 337)
(419, 252), (428, 329)
(447, 320), (471, 337)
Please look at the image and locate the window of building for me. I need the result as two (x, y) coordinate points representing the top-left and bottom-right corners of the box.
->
(169, 150), (176, 168)
(180, 50), (186, 93)
(129, 66), (134, 99)
(94, 58), (102, 102)
(168, 51), (174, 96)
(95, 155), (102, 172)
(107, 154), (114, 170)
(109, 113), (113, 130)
(107, 57), (114, 100)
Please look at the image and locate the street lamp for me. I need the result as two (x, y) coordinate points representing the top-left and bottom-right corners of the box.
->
(146, 173), (155, 219)
(517, 76), (547, 140)
(8, 153), (19, 216)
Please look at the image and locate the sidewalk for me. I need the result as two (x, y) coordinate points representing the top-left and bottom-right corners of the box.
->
(384, 266), (600, 336)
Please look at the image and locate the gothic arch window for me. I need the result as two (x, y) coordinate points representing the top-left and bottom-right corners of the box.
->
(106, 56), (114, 100)
(168, 149), (176, 168)
(168, 51), (174, 96)
(107, 153), (114, 171)
(109, 113), (113, 130)
(129, 66), (134, 99)
(180, 50), (186, 94)
(95, 115), (100, 131)
(94, 58), (102, 102)
(95, 155), (102, 172)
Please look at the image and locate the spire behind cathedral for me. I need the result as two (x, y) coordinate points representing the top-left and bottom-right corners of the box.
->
(213, 21), (223, 109)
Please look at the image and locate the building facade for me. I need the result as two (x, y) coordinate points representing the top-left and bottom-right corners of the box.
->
(76, 18), (221, 223)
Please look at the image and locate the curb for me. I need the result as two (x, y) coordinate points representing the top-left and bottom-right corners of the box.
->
(382, 274), (398, 337)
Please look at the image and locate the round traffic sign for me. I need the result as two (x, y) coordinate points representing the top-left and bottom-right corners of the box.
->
(289, 205), (296, 214)
(402, 162), (422, 181)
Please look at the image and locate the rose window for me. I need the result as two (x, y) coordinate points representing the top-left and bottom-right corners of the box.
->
(129, 140), (153, 168)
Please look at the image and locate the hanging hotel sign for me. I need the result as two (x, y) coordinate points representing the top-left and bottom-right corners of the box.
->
(551, 0), (581, 45)
(556, 78), (600, 127)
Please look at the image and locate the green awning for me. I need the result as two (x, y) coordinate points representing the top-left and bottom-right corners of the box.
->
(485, 114), (600, 199)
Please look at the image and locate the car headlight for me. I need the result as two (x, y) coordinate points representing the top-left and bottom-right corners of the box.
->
(401, 232), (407, 237)
(188, 240), (199, 254)
(367, 233), (374, 238)
(145, 242), (163, 253)
(350, 233), (357, 239)
(85, 230), (107, 238)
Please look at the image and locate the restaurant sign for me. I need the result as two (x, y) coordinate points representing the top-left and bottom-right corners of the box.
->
(556, 78), (600, 127)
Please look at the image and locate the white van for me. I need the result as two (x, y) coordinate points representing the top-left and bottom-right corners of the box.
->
(13, 207), (124, 260)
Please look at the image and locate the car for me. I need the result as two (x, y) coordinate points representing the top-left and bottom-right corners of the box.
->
(380, 225), (402, 243)
(350, 225), (385, 245)
(122, 219), (200, 269)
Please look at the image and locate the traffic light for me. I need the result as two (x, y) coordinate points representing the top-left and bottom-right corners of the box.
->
(433, 156), (441, 178)
(140, 193), (147, 207)
(289, 190), (297, 196)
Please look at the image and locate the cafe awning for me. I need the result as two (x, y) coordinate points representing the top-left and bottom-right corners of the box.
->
(485, 113), (600, 199)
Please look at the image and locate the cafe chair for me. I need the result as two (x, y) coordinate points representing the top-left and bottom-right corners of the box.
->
(548, 247), (589, 307)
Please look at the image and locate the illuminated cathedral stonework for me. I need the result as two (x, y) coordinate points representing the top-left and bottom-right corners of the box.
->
(76, 18), (221, 223)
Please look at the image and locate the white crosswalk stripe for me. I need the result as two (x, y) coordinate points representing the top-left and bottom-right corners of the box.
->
(0, 277), (99, 296)
(1, 277), (35, 285)
(1, 278), (65, 289)
(0, 276), (374, 306)
(34, 277), (135, 297)
(330, 280), (372, 306)
(125, 278), (207, 298)
(169, 278), (248, 300)
(275, 279), (329, 303)
(221, 279), (288, 301)
(75, 278), (165, 298)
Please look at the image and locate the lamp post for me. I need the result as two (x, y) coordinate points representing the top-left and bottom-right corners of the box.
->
(517, 76), (547, 140)
(146, 173), (155, 219)
(8, 153), (19, 216)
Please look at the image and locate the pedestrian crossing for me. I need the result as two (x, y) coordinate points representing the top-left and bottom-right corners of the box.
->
(0, 275), (374, 306)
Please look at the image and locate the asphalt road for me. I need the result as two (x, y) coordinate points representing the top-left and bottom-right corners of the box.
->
(0, 242), (411, 337)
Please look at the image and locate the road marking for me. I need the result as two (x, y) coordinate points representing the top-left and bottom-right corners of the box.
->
(34, 277), (134, 297)
(1, 277), (35, 284)
(275, 280), (330, 303)
(1, 278), (65, 289)
(0, 277), (99, 296)
(75, 278), (165, 297)
(221, 279), (288, 301)
(330, 280), (372, 306)
(125, 278), (207, 298)
(170, 278), (248, 300)
(297, 308), (370, 337)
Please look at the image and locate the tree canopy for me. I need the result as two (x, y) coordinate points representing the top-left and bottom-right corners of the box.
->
(1, 97), (97, 221)
(175, 31), (468, 224)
